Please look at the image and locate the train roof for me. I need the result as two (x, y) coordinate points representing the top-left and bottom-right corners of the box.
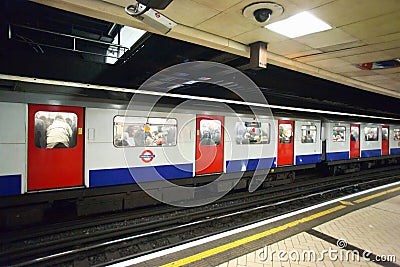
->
(0, 75), (399, 125)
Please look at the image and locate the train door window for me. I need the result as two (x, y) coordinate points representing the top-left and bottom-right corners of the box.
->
(200, 119), (221, 146)
(279, 124), (292, 144)
(394, 129), (400, 141)
(364, 126), (379, 141)
(333, 126), (346, 142)
(382, 127), (389, 141)
(235, 122), (270, 144)
(34, 111), (77, 148)
(113, 116), (177, 147)
(301, 125), (317, 143)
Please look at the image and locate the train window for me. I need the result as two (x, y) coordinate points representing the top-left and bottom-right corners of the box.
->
(301, 125), (317, 143)
(235, 122), (270, 144)
(394, 129), (400, 141)
(34, 111), (77, 149)
(333, 126), (346, 142)
(279, 124), (292, 144)
(364, 126), (379, 141)
(113, 116), (177, 147)
(350, 126), (358, 142)
(382, 128), (389, 141)
(200, 119), (221, 146)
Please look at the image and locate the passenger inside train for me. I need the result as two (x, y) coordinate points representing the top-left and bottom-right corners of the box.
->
(34, 111), (77, 148)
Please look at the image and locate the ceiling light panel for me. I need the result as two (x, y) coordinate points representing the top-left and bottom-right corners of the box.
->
(265, 11), (332, 38)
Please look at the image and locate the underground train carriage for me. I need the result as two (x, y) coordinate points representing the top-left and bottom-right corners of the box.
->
(1, 101), (400, 228)
(2, 102), (320, 195)
(1, 101), (400, 194)
(323, 121), (400, 175)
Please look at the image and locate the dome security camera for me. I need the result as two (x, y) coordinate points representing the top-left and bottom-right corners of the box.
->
(242, 2), (283, 25)
(253, 8), (273, 23)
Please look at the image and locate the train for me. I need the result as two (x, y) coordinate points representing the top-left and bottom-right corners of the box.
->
(0, 75), (400, 227)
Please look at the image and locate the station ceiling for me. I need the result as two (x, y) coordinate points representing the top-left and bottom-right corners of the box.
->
(0, 0), (399, 117)
(31, 0), (400, 99)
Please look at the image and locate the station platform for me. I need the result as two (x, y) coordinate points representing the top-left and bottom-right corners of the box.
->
(111, 182), (400, 267)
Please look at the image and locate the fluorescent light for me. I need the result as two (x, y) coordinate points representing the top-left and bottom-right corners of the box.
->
(265, 11), (332, 38)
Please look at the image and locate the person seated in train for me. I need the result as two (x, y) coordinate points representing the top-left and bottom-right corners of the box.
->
(304, 134), (314, 143)
(365, 130), (375, 141)
(122, 132), (132, 146)
(114, 132), (129, 147)
(145, 131), (160, 146)
(155, 133), (166, 145)
(333, 130), (343, 141)
(46, 114), (73, 148)
(333, 134), (342, 141)
(125, 126), (140, 146)
(251, 134), (261, 143)
(145, 135), (153, 146)
(242, 131), (251, 144)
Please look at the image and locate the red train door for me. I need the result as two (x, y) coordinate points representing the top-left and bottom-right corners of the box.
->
(350, 124), (360, 158)
(196, 115), (224, 175)
(382, 126), (389, 155)
(28, 104), (84, 190)
(277, 120), (294, 166)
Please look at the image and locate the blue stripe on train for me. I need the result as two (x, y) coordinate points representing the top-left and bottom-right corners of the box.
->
(0, 174), (21, 196)
(296, 154), (322, 165)
(390, 148), (400, 155)
(226, 157), (275, 173)
(89, 163), (193, 187)
(361, 149), (381, 157)
(326, 151), (349, 161)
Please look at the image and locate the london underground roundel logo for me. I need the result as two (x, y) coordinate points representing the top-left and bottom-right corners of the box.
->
(140, 150), (155, 163)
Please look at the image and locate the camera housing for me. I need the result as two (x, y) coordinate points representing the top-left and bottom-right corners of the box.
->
(136, 0), (173, 9)
(253, 8), (273, 23)
(242, 2), (284, 26)
(125, 3), (177, 34)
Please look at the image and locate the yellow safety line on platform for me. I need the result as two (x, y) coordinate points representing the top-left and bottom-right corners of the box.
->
(339, 200), (354, 206)
(354, 186), (400, 203)
(160, 205), (346, 267)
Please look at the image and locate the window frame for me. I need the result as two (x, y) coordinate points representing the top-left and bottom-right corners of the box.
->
(382, 127), (389, 141)
(364, 126), (379, 142)
(235, 121), (271, 145)
(332, 126), (346, 142)
(393, 128), (400, 141)
(34, 111), (78, 149)
(300, 124), (317, 144)
(113, 115), (178, 148)
(279, 123), (293, 144)
(199, 119), (222, 146)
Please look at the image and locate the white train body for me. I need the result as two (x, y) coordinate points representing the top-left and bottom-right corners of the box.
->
(0, 101), (399, 197)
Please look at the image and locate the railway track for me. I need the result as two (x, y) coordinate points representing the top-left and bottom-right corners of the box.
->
(1, 166), (400, 266)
